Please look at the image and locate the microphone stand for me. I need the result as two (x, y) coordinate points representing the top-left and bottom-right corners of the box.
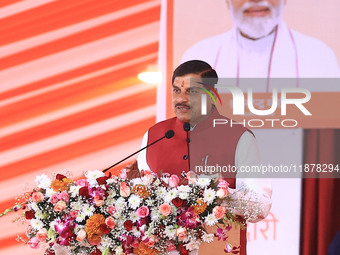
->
(103, 130), (174, 173)
(183, 122), (191, 171)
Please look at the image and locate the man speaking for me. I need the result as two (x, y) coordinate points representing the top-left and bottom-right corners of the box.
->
(135, 60), (272, 255)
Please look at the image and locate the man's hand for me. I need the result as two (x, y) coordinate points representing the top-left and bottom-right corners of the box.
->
(124, 160), (141, 179)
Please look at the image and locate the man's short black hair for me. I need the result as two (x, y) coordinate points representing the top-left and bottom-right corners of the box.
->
(172, 60), (218, 88)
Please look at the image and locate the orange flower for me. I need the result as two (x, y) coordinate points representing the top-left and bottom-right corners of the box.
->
(132, 185), (150, 199)
(51, 178), (73, 192)
(85, 214), (106, 245)
(134, 242), (160, 255)
(192, 198), (207, 214)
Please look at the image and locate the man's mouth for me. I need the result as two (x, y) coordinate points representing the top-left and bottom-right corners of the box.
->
(244, 6), (270, 17)
(176, 105), (190, 112)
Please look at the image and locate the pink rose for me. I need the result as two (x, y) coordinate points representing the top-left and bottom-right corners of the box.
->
(76, 179), (89, 187)
(159, 203), (172, 216)
(216, 188), (229, 199)
(213, 205), (227, 220)
(54, 200), (66, 212)
(107, 206), (117, 215)
(145, 235), (156, 247)
(136, 206), (149, 218)
(31, 192), (44, 203)
(168, 175), (180, 187)
(166, 241), (176, 252)
(51, 193), (59, 204)
(217, 179), (230, 189)
(94, 195), (104, 206)
(119, 182), (131, 197)
(70, 210), (79, 219)
(36, 228), (47, 242)
(76, 229), (86, 242)
(187, 171), (196, 184)
(176, 227), (187, 241)
(131, 239), (140, 248)
(105, 216), (115, 229)
(28, 237), (40, 249)
(144, 170), (152, 175)
(59, 191), (69, 203)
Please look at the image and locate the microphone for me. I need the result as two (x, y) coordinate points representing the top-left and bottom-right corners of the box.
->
(183, 122), (190, 170)
(102, 130), (175, 173)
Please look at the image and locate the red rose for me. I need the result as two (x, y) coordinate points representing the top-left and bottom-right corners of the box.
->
(179, 244), (189, 255)
(99, 224), (110, 235)
(79, 186), (89, 197)
(44, 248), (55, 255)
(124, 220), (133, 231)
(25, 210), (35, 219)
(96, 176), (109, 185)
(56, 174), (67, 180)
(172, 197), (183, 208)
(90, 248), (102, 255)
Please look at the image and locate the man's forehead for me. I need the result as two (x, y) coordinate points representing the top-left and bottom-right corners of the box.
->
(173, 74), (203, 87)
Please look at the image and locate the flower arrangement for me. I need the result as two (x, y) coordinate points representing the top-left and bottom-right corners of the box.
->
(1, 170), (247, 255)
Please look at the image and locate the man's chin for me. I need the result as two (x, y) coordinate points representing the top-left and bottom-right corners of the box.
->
(238, 18), (278, 39)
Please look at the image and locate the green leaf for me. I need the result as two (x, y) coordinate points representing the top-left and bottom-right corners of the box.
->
(102, 247), (110, 255)
(47, 228), (56, 241)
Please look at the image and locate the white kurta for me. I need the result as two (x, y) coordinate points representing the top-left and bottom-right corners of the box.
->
(182, 22), (340, 80)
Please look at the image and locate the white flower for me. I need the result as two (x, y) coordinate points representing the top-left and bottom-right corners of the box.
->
(69, 185), (80, 197)
(177, 185), (191, 193)
(45, 188), (56, 198)
(131, 227), (141, 238)
(202, 233), (214, 243)
(205, 213), (218, 226)
(130, 178), (143, 186)
(195, 177), (211, 188)
(113, 212), (121, 219)
(179, 192), (189, 200)
(154, 179), (161, 186)
(30, 202), (39, 211)
(161, 177), (169, 184)
(70, 201), (82, 211)
(107, 189), (117, 198)
(150, 210), (161, 221)
(76, 213), (86, 223)
(31, 219), (44, 230)
(85, 170), (105, 186)
(35, 210), (44, 219)
(165, 226), (176, 239)
(35, 174), (52, 189)
(141, 175), (153, 186)
(128, 195), (141, 209)
(130, 212), (140, 223)
(115, 197), (127, 212)
(164, 189), (178, 203)
(101, 235), (113, 247)
(49, 219), (58, 230)
(145, 199), (154, 207)
(203, 188), (216, 205)
(185, 240), (200, 251)
(106, 178), (116, 184)
(156, 187), (167, 198)
(82, 204), (95, 217)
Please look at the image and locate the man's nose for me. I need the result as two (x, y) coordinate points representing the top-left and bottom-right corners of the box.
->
(177, 92), (189, 103)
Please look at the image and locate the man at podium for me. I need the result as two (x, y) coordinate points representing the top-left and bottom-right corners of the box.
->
(129, 60), (272, 255)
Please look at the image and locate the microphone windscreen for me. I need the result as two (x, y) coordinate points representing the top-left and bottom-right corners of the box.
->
(165, 130), (175, 139)
(183, 122), (190, 131)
